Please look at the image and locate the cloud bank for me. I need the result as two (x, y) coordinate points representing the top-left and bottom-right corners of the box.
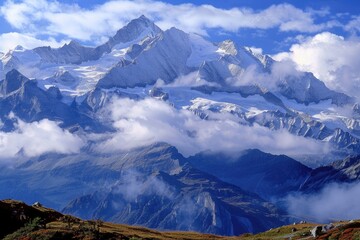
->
(274, 32), (360, 98)
(0, 0), (338, 52)
(286, 182), (360, 223)
(0, 118), (84, 159)
(96, 97), (328, 157)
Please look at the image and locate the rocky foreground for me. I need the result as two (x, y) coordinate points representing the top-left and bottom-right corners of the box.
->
(1, 199), (359, 240)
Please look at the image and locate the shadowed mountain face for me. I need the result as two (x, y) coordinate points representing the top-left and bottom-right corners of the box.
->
(1, 142), (360, 235)
(189, 150), (360, 198)
(299, 155), (360, 192)
(0, 70), (99, 131)
(63, 164), (286, 236)
(0, 142), (287, 236)
(188, 149), (312, 199)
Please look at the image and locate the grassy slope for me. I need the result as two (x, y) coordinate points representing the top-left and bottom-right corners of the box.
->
(1, 199), (360, 240)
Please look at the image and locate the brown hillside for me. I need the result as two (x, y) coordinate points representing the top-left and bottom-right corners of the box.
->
(1, 199), (360, 240)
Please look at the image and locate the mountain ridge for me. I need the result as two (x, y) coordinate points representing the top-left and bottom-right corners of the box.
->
(1, 15), (354, 105)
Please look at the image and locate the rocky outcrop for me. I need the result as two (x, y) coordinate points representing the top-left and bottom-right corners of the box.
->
(0, 70), (98, 130)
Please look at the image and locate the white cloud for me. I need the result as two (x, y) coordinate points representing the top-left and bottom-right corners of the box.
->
(96, 97), (328, 157)
(273, 32), (360, 98)
(0, 32), (67, 52)
(0, 118), (84, 159)
(0, 0), (335, 48)
(345, 16), (360, 33)
(226, 59), (301, 91)
(286, 182), (360, 223)
(165, 72), (220, 87)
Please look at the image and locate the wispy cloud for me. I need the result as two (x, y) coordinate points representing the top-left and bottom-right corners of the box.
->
(0, 32), (67, 53)
(111, 170), (174, 202)
(95, 97), (329, 157)
(344, 16), (360, 33)
(0, 0), (338, 52)
(286, 182), (360, 223)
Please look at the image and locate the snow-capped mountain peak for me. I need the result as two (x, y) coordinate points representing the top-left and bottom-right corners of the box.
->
(218, 40), (238, 56)
(1, 16), (354, 108)
(65, 40), (83, 49)
(112, 15), (162, 44)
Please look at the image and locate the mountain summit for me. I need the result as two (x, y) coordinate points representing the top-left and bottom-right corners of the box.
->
(111, 15), (162, 44)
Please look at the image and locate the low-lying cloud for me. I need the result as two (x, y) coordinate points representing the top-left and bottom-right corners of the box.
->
(0, 118), (84, 160)
(111, 170), (174, 202)
(286, 182), (360, 223)
(96, 97), (328, 157)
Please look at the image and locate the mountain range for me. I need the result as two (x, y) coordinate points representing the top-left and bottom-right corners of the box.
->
(1, 15), (360, 236)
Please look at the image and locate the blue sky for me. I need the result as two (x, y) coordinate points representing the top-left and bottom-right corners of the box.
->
(0, 0), (358, 53)
(59, 0), (359, 13)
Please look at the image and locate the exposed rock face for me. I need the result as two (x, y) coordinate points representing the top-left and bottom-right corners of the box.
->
(33, 41), (94, 65)
(311, 225), (322, 237)
(149, 87), (169, 101)
(187, 97), (360, 155)
(300, 155), (360, 192)
(0, 69), (29, 95)
(0, 70), (97, 130)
